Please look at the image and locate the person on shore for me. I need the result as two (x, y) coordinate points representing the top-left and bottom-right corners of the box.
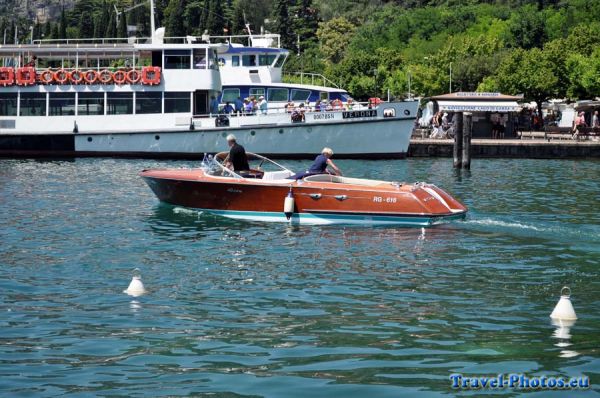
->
(592, 111), (599, 128)
(225, 134), (250, 173)
(288, 147), (342, 180)
(572, 111), (587, 140)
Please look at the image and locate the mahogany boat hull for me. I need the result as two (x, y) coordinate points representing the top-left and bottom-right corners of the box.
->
(140, 169), (467, 226)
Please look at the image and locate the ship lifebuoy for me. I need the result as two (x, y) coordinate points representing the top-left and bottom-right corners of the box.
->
(83, 70), (98, 84)
(16, 67), (37, 86)
(39, 69), (54, 84)
(141, 66), (161, 85)
(0, 67), (15, 86)
(332, 98), (343, 109)
(69, 70), (84, 84)
(98, 69), (113, 84)
(126, 69), (141, 84)
(113, 69), (126, 85)
(54, 69), (69, 84)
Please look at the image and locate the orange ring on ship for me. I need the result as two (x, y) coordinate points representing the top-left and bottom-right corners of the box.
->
(83, 70), (98, 84)
(141, 66), (161, 85)
(69, 70), (84, 84)
(126, 69), (141, 84)
(0, 67), (14, 86)
(98, 69), (113, 84)
(39, 69), (54, 84)
(54, 69), (69, 84)
(113, 69), (127, 85)
(16, 67), (36, 86)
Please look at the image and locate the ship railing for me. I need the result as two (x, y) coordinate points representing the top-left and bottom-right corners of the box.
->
(162, 34), (280, 48)
(283, 72), (340, 89)
(32, 37), (148, 46)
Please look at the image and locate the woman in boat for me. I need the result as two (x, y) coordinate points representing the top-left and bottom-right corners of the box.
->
(289, 147), (342, 180)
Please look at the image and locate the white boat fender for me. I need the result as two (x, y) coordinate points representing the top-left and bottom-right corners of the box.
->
(550, 286), (577, 321)
(124, 268), (147, 297)
(284, 188), (295, 220)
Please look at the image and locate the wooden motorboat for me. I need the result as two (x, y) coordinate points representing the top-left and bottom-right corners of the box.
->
(140, 153), (467, 226)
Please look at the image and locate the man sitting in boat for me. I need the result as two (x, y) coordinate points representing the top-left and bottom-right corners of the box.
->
(225, 134), (250, 174)
(288, 147), (342, 180)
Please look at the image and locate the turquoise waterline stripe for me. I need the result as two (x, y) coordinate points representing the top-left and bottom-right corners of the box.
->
(201, 209), (465, 225)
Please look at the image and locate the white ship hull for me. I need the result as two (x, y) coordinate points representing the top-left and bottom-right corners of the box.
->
(1, 102), (418, 158)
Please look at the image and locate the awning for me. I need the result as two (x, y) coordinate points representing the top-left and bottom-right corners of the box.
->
(437, 100), (521, 112)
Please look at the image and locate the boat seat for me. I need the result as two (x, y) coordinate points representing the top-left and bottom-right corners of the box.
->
(303, 174), (387, 187)
(262, 170), (294, 181)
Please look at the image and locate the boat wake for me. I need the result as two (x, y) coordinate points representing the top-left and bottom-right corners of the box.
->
(172, 207), (203, 216)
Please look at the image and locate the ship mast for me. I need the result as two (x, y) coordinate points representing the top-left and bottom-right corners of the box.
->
(149, 0), (156, 44)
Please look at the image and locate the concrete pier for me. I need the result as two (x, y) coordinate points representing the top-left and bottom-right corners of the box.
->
(408, 138), (600, 158)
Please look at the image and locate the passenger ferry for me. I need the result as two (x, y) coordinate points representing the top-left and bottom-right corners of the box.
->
(0, 7), (417, 159)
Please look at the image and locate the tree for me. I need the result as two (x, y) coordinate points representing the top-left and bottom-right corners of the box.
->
(165, 0), (187, 37)
(184, 1), (202, 35)
(106, 11), (117, 39)
(60, 6), (67, 39)
(117, 11), (128, 38)
(230, 0), (246, 35)
(94, 1), (110, 39)
(508, 5), (546, 49)
(79, 11), (95, 38)
(316, 17), (355, 64)
(293, 0), (319, 49)
(273, 0), (293, 50)
(207, 0), (226, 34)
(492, 48), (558, 124)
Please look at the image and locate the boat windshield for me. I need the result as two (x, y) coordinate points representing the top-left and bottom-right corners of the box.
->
(201, 152), (293, 179)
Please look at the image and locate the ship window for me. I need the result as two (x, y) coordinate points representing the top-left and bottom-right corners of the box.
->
(209, 50), (219, 70)
(193, 49), (207, 69)
(107, 92), (133, 115)
(259, 54), (277, 66)
(49, 93), (75, 116)
(249, 88), (265, 98)
(136, 92), (162, 114)
(165, 50), (191, 69)
(274, 54), (287, 68)
(268, 88), (288, 102)
(165, 92), (190, 113)
(20, 93), (46, 116)
(78, 93), (104, 115)
(232, 56), (240, 67)
(242, 54), (256, 66)
(221, 88), (240, 103)
(291, 89), (311, 102)
(320, 92), (329, 101)
(0, 93), (17, 116)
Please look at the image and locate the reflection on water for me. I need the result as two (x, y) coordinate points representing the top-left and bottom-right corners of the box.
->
(0, 157), (599, 397)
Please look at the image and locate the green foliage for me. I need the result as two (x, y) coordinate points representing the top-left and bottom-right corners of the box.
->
(507, 5), (546, 49)
(316, 17), (356, 64)
(165, 0), (186, 37)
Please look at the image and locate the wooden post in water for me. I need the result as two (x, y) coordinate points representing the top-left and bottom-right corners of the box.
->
(453, 112), (463, 168)
(462, 112), (472, 170)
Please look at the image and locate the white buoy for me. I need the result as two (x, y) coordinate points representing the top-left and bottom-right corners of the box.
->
(284, 188), (294, 220)
(124, 268), (146, 297)
(550, 286), (577, 321)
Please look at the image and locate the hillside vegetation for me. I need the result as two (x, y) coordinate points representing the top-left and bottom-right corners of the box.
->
(2, 0), (599, 108)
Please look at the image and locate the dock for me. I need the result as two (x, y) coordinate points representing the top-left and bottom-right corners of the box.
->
(408, 138), (600, 158)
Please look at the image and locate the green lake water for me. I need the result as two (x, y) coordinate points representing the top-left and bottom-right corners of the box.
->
(1, 157), (599, 397)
